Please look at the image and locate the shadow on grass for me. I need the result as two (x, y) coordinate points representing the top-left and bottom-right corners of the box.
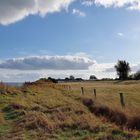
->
(83, 98), (140, 131)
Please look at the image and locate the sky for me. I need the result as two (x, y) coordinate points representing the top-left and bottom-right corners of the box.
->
(0, 0), (140, 82)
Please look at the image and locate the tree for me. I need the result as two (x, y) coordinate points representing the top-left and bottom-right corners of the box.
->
(69, 75), (75, 80)
(134, 71), (140, 80)
(115, 60), (131, 80)
(89, 75), (97, 80)
(48, 77), (57, 83)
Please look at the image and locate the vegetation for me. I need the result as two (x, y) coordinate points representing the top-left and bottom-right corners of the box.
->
(130, 71), (140, 80)
(89, 75), (97, 80)
(0, 80), (140, 139)
(115, 60), (131, 80)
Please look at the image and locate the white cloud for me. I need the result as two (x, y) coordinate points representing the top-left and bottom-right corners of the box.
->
(0, 0), (74, 25)
(0, 54), (117, 82)
(131, 64), (140, 72)
(1, 0), (140, 25)
(72, 9), (86, 17)
(1, 54), (140, 82)
(81, 0), (94, 6)
(95, 0), (140, 10)
(82, 0), (140, 10)
(0, 63), (115, 82)
(0, 55), (94, 70)
(2, 59), (140, 82)
(117, 32), (124, 37)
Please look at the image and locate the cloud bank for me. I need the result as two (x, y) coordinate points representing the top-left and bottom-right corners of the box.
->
(0, 64), (115, 82)
(0, 54), (140, 82)
(0, 54), (116, 82)
(0, 55), (95, 70)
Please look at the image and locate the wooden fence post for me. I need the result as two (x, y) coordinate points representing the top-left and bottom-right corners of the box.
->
(94, 89), (96, 98)
(119, 93), (125, 108)
(69, 86), (71, 91)
(81, 87), (84, 95)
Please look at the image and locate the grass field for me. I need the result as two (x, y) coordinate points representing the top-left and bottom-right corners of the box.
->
(62, 80), (140, 115)
(0, 80), (140, 140)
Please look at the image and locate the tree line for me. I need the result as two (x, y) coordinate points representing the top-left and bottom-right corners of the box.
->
(44, 60), (140, 83)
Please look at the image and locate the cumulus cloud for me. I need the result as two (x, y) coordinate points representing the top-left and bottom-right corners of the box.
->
(0, 55), (95, 70)
(1, 0), (140, 25)
(82, 0), (140, 10)
(72, 9), (86, 17)
(0, 0), (74, 25)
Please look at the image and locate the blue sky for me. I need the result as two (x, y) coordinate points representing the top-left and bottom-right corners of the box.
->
(0, 0), (140, 82)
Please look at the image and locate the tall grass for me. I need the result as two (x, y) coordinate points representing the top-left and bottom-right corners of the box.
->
(0, 80), (140, 139)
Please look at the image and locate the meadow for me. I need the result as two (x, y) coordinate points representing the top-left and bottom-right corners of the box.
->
(63, 80), (140, 115)
(0, 80), (140, 140)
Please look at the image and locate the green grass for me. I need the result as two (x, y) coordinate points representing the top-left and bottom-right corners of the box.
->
(56, 129), (96, 140)
(0, 124), (11, 135)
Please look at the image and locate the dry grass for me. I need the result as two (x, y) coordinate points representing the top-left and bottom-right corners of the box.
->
(82, 98), (140, 130)
(62, 80), (140, 116)
(0, 112), (5, 124)
(0, 82), (20, 95)
(0, 80), (140, 139)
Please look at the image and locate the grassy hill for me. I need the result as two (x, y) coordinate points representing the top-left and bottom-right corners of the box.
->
(0, 80), (140, 140)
